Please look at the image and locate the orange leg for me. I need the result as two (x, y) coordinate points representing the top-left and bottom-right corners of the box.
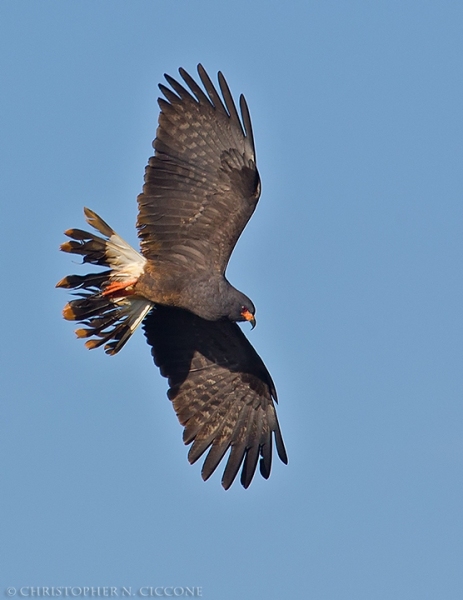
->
(102, 278), (138, 298)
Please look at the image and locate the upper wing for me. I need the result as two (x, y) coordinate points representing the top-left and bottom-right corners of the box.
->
(143, 306), (287, 489)
(137, 64), (261, 274)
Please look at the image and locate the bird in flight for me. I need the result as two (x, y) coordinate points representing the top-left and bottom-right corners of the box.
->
(57, 65), (287, 489)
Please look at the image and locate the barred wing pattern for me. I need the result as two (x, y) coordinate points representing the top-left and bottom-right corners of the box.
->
(137, 65), (261, 274)
(143, 306), (287, 489)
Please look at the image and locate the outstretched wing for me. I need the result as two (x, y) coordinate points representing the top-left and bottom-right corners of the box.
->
(143, 306), (287, 489)
(137, 64), (261, 274)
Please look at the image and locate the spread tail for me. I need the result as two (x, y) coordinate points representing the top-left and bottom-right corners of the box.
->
(57, 208), (153, 355)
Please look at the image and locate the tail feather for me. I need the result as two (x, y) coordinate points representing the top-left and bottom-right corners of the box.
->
(56, 271), (112, 291)
(57, 208), (153, 355)
(60, 231), (109, 266)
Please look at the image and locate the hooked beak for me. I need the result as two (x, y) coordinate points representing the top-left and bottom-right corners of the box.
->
(241, 309), (256, 329)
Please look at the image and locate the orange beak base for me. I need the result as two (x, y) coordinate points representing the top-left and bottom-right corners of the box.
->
(241, 309), (256, 329)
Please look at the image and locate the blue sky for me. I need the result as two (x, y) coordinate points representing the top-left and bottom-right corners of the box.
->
(1, 1), (463, 598)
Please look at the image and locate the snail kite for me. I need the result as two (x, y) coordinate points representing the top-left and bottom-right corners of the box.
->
(57, 65), (287, 489)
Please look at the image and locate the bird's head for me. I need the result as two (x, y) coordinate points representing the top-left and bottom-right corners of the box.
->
(227, 292), (256, 329)
(239, 305), (256, 329)
(215, 279), (256, 328)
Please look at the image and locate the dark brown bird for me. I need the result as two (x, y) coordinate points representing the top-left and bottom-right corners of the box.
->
(57, 65), (287, 489)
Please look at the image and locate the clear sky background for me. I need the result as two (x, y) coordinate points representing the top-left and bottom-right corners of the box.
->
(1, 1), (463, 598)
